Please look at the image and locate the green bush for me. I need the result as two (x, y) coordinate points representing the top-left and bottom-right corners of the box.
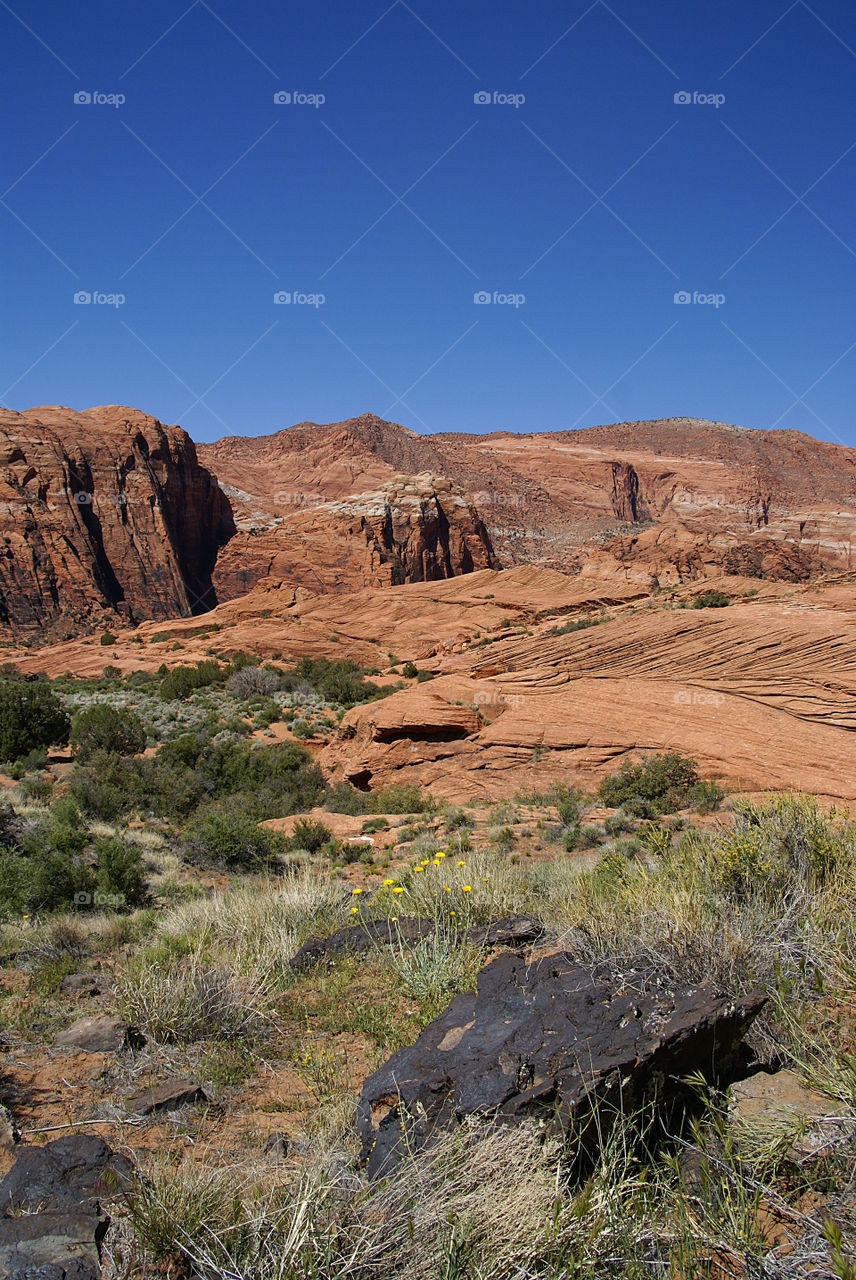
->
(291, 719), (314, 739)
(187, 809), (286, 870)
(597, 752), (703, 818)
(71, 704), (147, 761)
(402, 661), (418, 679)
(159, 661), (224, 700)
(0, 680), (70, 763)
(92, 838), (149, 910)
(0, 797), (94, 915)
(691, 590), (730, 609)
(322, 780), (433, 815)
(68, 735), (324, 826)
(288, 818), (333, 853)
(684, 793), (851, 901)
(100, 632), (117, 646)
(282, 657), (384, 707)
(547, 615), (607, 636)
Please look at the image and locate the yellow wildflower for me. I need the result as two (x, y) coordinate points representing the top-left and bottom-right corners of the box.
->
(462, 885), (472, 893)
(457, 860), (465, 867)
(382, 878), (395, 886)
(393, 886), (404, 894)
(352, 887), (363, 895)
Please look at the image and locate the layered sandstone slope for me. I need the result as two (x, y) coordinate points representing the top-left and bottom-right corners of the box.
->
(9, 566), (856, 802)
(0, 406), (234, 633)
(319, 584), (856, 802)
(202, 413), (856, 587)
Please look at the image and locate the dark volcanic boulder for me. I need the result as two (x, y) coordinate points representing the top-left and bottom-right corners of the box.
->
(290, 918), (434, 970)
(356, 951), (765, 1178)
(0, 1136), (135, 1280)
(0, 1135), (134, 1213)
(290, 914), (547, 971)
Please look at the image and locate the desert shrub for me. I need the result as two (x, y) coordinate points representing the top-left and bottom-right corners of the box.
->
(373, 783), (434, 814)
(226, 666), (280, 698)
(70, 704), (147, 761)
(19, 773), (53, 802)
(74, 736), (325, 825)
(291, 719), (314, 739)
(288, 818), (333, 853)
(547, 614), (608, 636)
(282, 657), (384, 707)
(99, 631), (117, 646)
(68, 749), (205, 822)
(553, 784), (583, 829)
(692, 590), (730, 609)
(91, 837), (149, 909)
(159, 660), (223, 700)
(416, 669), (435, 683)
(683, 793), (853, 901)
(597, 752), (702, 817)
(0, 797), (95, 914)
(187, 809), (287, 870)
(322, 781), (435, 816)
(688, 777), (724, 813)
(253, 700), (281, 726)
(116, 947), (270, 1044)
(402, 660), (418, 679)
(0, 679), (70, 763)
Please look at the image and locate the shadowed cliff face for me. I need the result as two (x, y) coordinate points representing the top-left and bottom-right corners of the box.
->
(209, 474), (498, 600)
(0, 406), (235, 634)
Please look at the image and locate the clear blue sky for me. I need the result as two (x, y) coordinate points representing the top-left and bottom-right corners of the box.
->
(2, 1), (855, 445)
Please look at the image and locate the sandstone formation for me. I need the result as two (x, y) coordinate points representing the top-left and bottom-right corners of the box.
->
(0, 405), (233, 632)
(209, 471), (498, 600)
(201, 411), (856, 591)
(9, 565), (856, 803)
(4, 405), (856, 637)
